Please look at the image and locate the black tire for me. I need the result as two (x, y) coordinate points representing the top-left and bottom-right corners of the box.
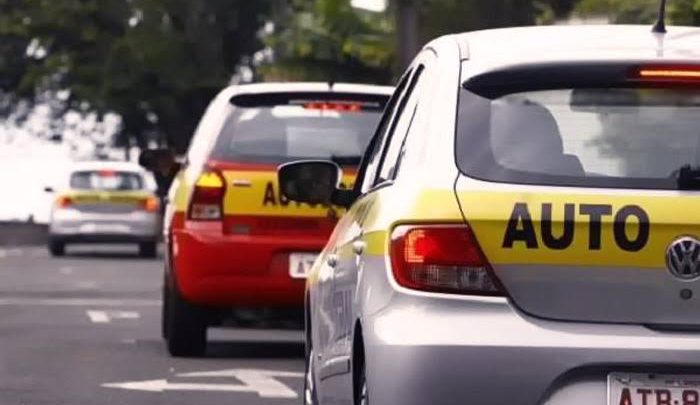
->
(48, 241), (65, 257)
(165, 282), (207, 357)
(304, 345), (319, 405)
(138, 242), (157, 258)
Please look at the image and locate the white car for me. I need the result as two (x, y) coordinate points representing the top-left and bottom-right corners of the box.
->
(47, 161), (161, 257)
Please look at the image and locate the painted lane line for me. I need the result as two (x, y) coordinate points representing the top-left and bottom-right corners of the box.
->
(59, 266), (73, 275)
(86, 310), (140, 324)
(103, 369), (304, 399)
(0, 298), (160, 306)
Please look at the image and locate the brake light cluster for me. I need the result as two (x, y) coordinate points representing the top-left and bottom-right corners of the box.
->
(140, 196), (160, 213)
(390, 225), (503, 296)
(56, 195), (73, 208)
(189, 169), (226, 221)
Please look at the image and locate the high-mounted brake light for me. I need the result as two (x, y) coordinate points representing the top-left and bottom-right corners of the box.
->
(631, 65), (700, 81)
(303, 102), (362, 112)
(98, 169), (116, 177)
(189, 169), (226, 221)
(390, 225), (503, 296)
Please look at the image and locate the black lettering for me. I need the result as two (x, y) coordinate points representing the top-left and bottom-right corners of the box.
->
(541, 203), (575, 250)
(263, 182), (277, 206)
(683, 390), (699, 405)
(656, 389), (672, 405)
(503, 203), (538, 249)
(614, 205), (649, 252)
(579, 204), (613, 250)
(619, 388), (633, 405)
(637, 388), (652, 405)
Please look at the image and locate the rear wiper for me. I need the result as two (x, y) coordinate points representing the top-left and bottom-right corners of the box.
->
(675, 165), (700, 190)
(330, 155), (362, 166)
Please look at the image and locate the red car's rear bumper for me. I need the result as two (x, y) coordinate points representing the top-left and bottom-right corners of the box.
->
(171, 220), (327, 308)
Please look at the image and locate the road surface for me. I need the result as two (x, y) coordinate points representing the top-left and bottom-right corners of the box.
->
(0, 244), (305, 405)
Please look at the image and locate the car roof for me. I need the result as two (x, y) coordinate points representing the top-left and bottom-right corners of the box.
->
(453, 25), (700, 71)
(216, 82), (395, 100)
(69, 161), (145, 174)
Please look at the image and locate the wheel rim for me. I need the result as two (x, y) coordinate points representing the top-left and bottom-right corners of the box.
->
(359, 376), (368, 405)
(304, 349), (315, 405)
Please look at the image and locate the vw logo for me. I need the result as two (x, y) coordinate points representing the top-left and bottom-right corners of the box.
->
(666, 237), (700, 280)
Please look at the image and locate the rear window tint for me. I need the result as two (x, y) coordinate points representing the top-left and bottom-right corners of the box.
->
(210, 95), (387, 165)
(70, 171), (143, 191)
(456, 87), (700, 189)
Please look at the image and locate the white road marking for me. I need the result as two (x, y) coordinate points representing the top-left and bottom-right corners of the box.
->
(0, 298), (160, 306)
(102, 369), (303, 398)
(59, 266), (73, 275)
(0, 250), (6, 258)
(86, 310), (140, 323)
(76, 281), (98, 289)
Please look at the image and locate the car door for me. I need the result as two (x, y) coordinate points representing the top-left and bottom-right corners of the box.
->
(318, 50), (438, 402)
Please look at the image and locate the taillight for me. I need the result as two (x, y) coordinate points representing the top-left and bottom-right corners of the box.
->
(390, 225), (503, 296)
(141, 196), (160, 213)
(188, 169), (226, 221)
(56, 196), (73, 208)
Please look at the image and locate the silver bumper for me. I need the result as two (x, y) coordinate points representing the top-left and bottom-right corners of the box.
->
(49, 209), (161, 242)
(364, 295), (700, 405)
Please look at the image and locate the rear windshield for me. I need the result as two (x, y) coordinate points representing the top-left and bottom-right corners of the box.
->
(456, 87), (700, 189)
(70, 171), (143, 191)
(210, 96), (386, 165)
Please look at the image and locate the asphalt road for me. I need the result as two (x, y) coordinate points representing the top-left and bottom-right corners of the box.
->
(0, 244), (305, 405)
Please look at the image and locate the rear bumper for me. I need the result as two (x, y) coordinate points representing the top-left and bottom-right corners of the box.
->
(363, 295), (700, 405)
(49, 210), (161, 243)
(172, 225), (323, 308)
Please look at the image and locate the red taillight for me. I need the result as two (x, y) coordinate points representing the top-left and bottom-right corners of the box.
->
(188, 169), (226, 221)
(390, 225), (503, 296)
(140, 196), (160, 213)
(630, 65), (700, 82)
(56, 196), (73, 208)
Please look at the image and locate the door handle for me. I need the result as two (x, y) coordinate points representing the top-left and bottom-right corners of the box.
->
(327, 254), (339, 268)
(352, 240), (366, 255)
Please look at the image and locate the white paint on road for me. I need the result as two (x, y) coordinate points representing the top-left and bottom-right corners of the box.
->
(102, 369), (304, 399)
(0, 298), (160, 306)
(86, 310), (140, 323)
(59, 266), (73, 275)
(76, 281), (98, 289)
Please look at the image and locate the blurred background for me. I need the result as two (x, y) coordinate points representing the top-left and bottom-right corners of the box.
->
(0, 0), (697, 223)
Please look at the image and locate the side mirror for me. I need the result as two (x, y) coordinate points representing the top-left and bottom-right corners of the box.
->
(138, 148), (181, 174)
(278, 160), (345, 206)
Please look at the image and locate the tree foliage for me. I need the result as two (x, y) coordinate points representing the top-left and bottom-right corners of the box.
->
(575, 0), (700, 25)
(0, 0), (271, 151)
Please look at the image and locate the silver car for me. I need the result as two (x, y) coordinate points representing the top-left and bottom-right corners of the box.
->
(47, 161), (161, 257)
(278, 24), (700, 405)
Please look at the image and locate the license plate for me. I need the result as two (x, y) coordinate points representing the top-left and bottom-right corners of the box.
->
(608, 373), (700, 405)
(289, 253), (318, 279)
(80, 223), (128, 234)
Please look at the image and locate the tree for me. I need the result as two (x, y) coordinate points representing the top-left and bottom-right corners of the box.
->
(0, 0), (272, 152)
(574, 0), (700, 25)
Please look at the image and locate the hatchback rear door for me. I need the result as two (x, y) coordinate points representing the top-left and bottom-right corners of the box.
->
(455, 63), (700, 327)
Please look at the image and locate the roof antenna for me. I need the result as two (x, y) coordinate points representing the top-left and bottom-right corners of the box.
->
(652, 0), (668, 34)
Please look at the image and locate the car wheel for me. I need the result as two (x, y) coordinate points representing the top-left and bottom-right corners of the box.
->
(165, 282), (207, 357)
(138, 242), (157, 258)
(356, 361), (369, 405)
(304, 346), (319, 405)
(48, 241), (65, 257)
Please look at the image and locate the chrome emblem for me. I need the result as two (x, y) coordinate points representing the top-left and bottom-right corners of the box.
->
(666, 237), (700, 280)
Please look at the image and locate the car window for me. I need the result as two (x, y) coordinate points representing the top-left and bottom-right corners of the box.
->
(357, 69), (415, 194)
(376, 64), (427, 183)
(70, 171), (144, 191)
(456, 86), (700, 190)
(209, 95), (387, 166)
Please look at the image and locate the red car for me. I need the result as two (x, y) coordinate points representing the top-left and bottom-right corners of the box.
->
(147, 82), (393, 356)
